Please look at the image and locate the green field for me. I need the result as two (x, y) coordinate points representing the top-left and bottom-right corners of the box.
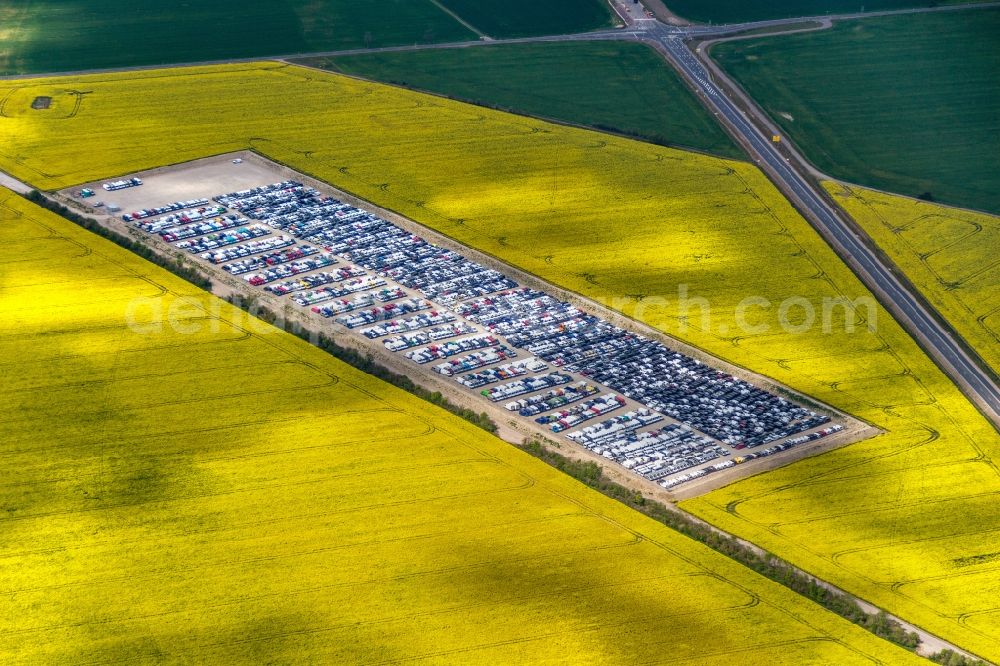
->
(0, 0), (476, 76)
(0, 187), (926, 664)
(308, 41), (742, 158)
(711, 8), (1000, 213)
(3, 62), (1000, 659)
(435, 0), (616, 37)
(665, 0), (982, 23)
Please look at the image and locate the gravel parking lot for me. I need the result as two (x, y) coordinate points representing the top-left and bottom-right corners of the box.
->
(66, 152), (276, 213)
(59, 152), (873, 498)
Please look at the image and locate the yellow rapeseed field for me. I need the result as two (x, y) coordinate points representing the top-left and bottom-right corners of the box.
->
(0, 187), (925, 664)
(0, 63), (998, 659)
(824, 182), (1000, 375)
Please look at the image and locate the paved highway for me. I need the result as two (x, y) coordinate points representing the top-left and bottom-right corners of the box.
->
(640, 22), (1000, 425)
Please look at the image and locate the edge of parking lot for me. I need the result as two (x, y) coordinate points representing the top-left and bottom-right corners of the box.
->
(48, 150), (876, 501)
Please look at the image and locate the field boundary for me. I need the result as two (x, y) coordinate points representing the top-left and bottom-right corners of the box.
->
(289, 50), (745, 161)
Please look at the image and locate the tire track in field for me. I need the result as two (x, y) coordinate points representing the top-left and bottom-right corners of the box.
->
(0, 414), (444, 494)
(0, 370), (342, 428)
(851, 188), (1000, 352)
(651, 637), (880, 666)
(0, 406), (417, 459)
(771, 490), (1000, 530)
(830, 525), (1000, 563)
(0, 483), (543, 563)
(4, 358), (325, 396)
(186, 573), (758, 664)
(891, 564), (1000, 596)
(788, 454), (987, 490)
(5, 538), (651, 642)
(958, 608), (1000, 632)
(0, 510), (598, 597)
(0, 458), (526, 525)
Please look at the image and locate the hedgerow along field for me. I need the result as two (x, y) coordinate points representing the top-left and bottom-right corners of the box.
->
(0, 187), (926, 664)
(0, 0), (476, 76)
(305, 41), (742, 158)
(1, 63), (999, 659)
(710, 8), (1000, 214)
(665, 0), (982, 23)
(824, 182), (1000, 377)
(433, 0), (615, 38)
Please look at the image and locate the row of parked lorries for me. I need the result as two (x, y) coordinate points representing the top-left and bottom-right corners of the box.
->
(535, 393), (628, 433)
(264, 266), (368, 296)
(482, 372), (572, 403)
(360, 311), (456, 339)
(291, 276), (387, 307)
(245, 255), (338, 286)
(432, 346), (518, 377)
(505, 381), (601, 417)
(658, 423), (846, 489)
(179, 226), (274, 257)
(225, 245), (322, 275)
(156, 211), (238, 242)
(382, 323), (477, 352)
(103, 177), (142, 191)
(454, 358), (548, 389)
(129, 201), (218, 227)
(566, 408), (664, 445)
(405, 334), (500, 364)
(333, 299), (431, 329)
(195, 232), (289, 262)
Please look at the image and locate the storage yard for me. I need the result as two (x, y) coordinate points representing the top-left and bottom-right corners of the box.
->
(68, 156), (850, 494)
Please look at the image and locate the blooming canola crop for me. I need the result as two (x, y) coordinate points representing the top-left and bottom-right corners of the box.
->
(0, 62), (998, 660)
(0, 187), (926, 664)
